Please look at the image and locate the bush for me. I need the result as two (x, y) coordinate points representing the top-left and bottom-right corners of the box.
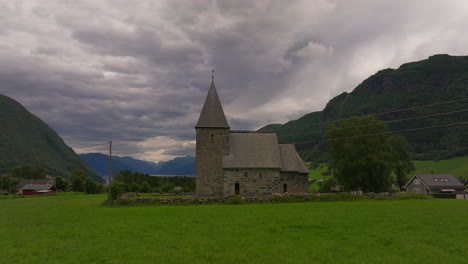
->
(84, 178), (98, 194)
(130, 182), (140, 193)
(225, 196), (244, 204)
(109, 181), (128, 200)
(430, 193), (456, 199)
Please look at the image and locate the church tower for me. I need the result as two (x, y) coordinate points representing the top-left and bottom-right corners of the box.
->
(195, 78), (230, 196)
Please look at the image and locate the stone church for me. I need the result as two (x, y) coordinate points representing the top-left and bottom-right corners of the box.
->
(195, 78), (309, 196)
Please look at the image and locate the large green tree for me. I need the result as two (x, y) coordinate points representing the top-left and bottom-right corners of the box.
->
(389, 136), (415, 190)
(327, 116), (396, 193)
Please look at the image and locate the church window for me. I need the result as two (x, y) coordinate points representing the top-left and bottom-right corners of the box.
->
(283, 184), (288, 193)
(235, 183), (240, 195)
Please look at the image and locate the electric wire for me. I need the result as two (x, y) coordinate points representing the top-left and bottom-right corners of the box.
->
(276, 96), (468, 131)
(289, 120), (468, 145)
(277, 108), (468, 138)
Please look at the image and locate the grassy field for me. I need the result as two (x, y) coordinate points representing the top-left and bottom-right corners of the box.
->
(1, 194), (468, 264)
(306, 156), (468, 191)
(413, 156), (468, 178)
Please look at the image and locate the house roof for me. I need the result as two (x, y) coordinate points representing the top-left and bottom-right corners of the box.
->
(223, 132), (282, 169)
(195, 79), (230, 128)
(17, 179), (50, 188)
(411, 174), (464, 188)
(21, 183), (54, 190)
(278, 144), (309, 174)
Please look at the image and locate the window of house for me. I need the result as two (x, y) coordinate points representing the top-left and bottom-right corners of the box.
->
(414, 179), (420, 185)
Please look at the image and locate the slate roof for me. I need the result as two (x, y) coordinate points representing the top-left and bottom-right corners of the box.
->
(21, 183), (54, 190)
(407, 174), (464, 188)
(222, 132), (309, 174)
(223, 132), (281, 168)
(195, 79), (230, 128)
(17, 179), (51, 188)
(278, 144), (309, 174)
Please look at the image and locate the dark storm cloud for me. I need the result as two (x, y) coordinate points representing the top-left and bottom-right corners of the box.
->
(1, 0), (467, 161)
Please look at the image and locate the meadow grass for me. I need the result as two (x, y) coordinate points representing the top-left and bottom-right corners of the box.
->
(1, 194), (467, 264)
(413, 156), (468, 178)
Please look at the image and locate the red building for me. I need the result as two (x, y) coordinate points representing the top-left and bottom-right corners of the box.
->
(17, 179), (56, 195)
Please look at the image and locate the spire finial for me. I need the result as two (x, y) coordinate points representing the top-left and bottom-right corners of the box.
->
(212, 70), (215, 81)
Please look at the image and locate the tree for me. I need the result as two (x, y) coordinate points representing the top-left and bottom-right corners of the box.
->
(130, 182), (140, 193)
(71, 169), (87, 192)
(140, 181), (152, 193)
(389, 136), (415, 190)
(55, 176), (68, 191)
(71, 177), (84, 192)
(109, 181), (128, 200)
(12, 164), (46, 179)
(327, 116), (396, 193)
(84, 177), (97, 194)
(71, 169), (87, 179)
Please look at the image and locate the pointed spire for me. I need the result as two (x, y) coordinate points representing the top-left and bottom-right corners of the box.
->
(195, 76), (230, 128)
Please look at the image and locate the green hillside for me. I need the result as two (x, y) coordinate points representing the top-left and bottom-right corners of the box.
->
(0, 94), (103, 182)
(267, 54), (468, 162)
(413, 156), (468, 179)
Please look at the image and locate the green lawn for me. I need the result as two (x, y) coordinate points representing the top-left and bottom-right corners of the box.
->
(1, 194), (467, 263)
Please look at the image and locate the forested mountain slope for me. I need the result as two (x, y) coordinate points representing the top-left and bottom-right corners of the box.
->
(0, 94), (103, 182)
(263, 54), (468, 162)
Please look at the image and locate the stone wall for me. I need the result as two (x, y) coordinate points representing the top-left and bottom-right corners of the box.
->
(196, 127), (229, 196)
(280, 172), (309, 193)
(223, 168), (281, 196)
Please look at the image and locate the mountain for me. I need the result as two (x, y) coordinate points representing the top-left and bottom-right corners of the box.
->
(156, 156), (195, 176)
(262, 54), (468, 162)
(0, 94), (103, 183)
(79, 153), (163, 177)
(79, 153), (195, 178)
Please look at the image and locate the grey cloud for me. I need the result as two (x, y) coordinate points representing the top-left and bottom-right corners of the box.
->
(1, 0), (467, 162)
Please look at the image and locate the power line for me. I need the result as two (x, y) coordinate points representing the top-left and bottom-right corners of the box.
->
(290, 120), (468, 145)
(278, 108), (468, 138)
(276, 96), (468, 131)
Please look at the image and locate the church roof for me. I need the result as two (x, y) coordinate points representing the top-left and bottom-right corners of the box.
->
(222, 132), (309, 174)
(195, 79), (230, 128)
(278, 144), (309, 174)
(223, 132), (281, 168)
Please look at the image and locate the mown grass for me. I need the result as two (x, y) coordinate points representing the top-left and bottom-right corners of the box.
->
(1, 194), (467, 264)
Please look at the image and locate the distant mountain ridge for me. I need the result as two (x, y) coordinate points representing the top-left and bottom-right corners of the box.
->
(0, 94), (103, 183)
(260, 54), (468, 162)
(79, 153), (195, 178)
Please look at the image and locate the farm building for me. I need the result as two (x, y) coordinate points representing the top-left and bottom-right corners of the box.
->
(195, 78), (309, 197)
(405, 174), (465, 194)
(17, 179), (56, 195)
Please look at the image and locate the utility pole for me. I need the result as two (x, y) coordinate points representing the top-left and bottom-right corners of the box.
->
(108, 140), (112, 206)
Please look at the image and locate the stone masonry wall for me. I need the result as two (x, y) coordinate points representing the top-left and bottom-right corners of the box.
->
(196, 128), (229, 196)
(280, 173), (309, 193)
(223, 168), (281, 196)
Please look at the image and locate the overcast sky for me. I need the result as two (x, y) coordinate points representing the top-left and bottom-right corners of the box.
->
(1, 0), (468, 162)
